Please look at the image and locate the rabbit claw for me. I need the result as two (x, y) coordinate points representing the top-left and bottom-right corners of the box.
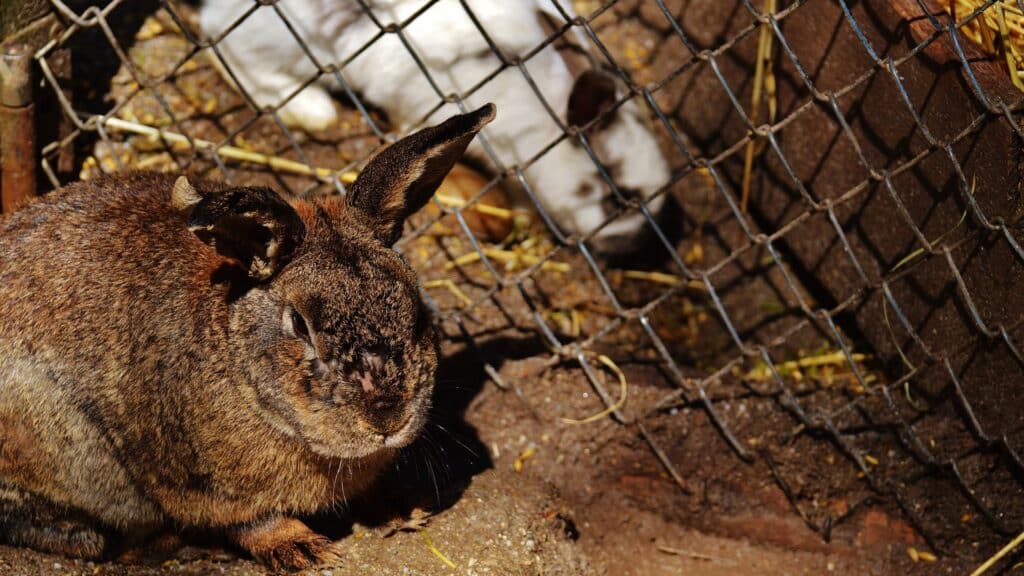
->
(231, 516), (342, 571)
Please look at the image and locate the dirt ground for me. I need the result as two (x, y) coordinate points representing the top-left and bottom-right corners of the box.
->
(14, 0), (1017, 574)
(0, 467), (589, 576)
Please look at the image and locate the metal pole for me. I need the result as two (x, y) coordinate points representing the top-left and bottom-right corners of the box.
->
(0, 42), (37, 213)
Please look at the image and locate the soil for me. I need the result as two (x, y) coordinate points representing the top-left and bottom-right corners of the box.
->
(0, 468), (590, 576)
(15, 0), (1016, 574)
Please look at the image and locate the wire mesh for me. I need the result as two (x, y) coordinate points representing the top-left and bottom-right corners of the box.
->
(24, 0), (1024, 569)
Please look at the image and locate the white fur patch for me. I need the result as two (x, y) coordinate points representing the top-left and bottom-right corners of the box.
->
(200, 0), (671, 252)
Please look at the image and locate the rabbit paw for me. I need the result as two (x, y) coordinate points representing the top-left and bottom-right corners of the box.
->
(277, 86), (339, 132)
(231, 517), (342, 571)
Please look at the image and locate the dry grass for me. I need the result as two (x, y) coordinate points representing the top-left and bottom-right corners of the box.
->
(940, 0), (1024, 90)
(740, 0), (778, 213)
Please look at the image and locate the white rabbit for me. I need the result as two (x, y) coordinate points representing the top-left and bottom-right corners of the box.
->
(199, 0), (671, 253)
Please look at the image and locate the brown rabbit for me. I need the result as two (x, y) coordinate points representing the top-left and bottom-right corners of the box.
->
(0, 105), (495, 570)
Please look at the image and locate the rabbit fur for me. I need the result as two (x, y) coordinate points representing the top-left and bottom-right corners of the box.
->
(199, 0), (671, 253)
(0, 105), (495, 570)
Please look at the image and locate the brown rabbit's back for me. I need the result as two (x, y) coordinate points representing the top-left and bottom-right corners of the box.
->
(0, 173), (215, 359)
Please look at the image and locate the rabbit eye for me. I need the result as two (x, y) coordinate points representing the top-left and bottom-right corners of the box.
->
(289, 307), (312, 343)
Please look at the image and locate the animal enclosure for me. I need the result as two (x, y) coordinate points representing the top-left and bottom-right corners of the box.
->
(2, 0), (1023, 574)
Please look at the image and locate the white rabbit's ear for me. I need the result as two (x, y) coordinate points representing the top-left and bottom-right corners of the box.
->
(186, 183), (306, 281)
(567, 70), (618, 129)
(348, 104), (496, 245)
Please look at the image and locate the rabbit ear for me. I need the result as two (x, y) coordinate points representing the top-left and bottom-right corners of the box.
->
(185, 182), (306, 281)
(567, 69), (618, 129)
(347, 104), (496, 245)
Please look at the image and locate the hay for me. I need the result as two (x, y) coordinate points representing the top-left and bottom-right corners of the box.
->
(419, 529), (458, 570)
(740, 0), (778, 214)
(95, 117), (355, 183)
(969, 530), (1024, 576)
(560, 355), (629, 425)
(940, 0), (1024, 90)
(742, 349), (871, 386)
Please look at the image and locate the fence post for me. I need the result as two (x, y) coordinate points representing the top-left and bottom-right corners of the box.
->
(0, 41), (36, 212)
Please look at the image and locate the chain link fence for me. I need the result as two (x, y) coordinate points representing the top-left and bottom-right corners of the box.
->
(12, 0), (1024, 571)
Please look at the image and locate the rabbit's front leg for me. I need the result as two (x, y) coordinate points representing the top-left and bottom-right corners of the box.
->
(230, 516), (342, 570)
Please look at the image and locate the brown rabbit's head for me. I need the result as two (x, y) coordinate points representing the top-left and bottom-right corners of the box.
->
(176, 105), (495, 460)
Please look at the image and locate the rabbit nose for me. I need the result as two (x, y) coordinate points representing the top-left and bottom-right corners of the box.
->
(600, 187), (642, 213)
(343, 349), (407, 433)
(620, 187), (642, 202)
(355, 370), (375, 394)
(343, 349), (387, 393)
